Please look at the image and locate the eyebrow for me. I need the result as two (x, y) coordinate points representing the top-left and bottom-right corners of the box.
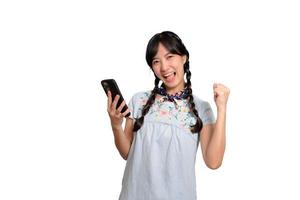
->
(153, 52), (172, 60)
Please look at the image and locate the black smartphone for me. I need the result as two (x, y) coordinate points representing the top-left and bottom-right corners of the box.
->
(101, 79), (130, 118)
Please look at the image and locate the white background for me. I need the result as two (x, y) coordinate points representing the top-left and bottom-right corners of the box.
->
(1, 0), (300, 199)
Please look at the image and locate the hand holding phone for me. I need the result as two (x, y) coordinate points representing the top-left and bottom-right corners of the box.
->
(101, 79), (131, 118)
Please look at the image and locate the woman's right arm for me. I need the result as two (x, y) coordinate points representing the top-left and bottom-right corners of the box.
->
(107, 91), (134, 160)
(111, 118), (134, 160)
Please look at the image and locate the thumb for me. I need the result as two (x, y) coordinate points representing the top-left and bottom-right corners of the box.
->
(213, 83), (219, 89)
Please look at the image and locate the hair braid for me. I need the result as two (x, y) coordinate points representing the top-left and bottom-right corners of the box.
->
(185, 62), (203, 134)
(133, 77), (160, 132)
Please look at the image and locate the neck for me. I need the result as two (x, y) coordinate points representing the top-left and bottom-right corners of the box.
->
(163, 82), (186, 95)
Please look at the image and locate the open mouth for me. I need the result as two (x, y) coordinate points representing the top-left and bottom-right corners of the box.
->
(163, 72), (176, 82)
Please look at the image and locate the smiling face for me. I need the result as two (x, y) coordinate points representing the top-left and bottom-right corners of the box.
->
(152, 43), (187, 94)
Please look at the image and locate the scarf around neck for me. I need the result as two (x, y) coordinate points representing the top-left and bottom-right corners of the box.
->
(157, 86), (189, 102)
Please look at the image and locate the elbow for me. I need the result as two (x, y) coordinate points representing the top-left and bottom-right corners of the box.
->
(204, 152), (225, 170)
(119, 145), (132, 160)
(121, 153), (129, 160)
(206, 161), (222, 170)
(121, 155), (127, 160)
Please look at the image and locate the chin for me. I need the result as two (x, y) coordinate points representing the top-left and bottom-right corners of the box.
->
(163, 80), (181, 90)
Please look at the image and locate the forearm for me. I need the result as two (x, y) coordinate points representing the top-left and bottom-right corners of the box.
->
(111, 124), (131, 160)
(206, 107), (227, 168)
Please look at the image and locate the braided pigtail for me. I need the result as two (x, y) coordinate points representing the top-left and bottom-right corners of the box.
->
(185, 62), (203, 134)
(133, 77), (160, 132)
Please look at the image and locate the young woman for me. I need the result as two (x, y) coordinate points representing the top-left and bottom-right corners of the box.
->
(106, 31), (230, 200)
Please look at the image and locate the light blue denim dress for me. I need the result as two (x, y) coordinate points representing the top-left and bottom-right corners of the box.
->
(119, 91), (215, 200)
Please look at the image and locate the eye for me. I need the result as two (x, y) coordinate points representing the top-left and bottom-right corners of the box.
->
(167, 55), (174, 59)
(152, 60), (159, 65)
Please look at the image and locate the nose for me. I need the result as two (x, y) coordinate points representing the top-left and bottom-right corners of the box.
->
(160, 59), (168, 72)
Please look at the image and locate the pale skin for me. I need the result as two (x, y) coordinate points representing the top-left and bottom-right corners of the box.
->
(106, 43), (230, 169)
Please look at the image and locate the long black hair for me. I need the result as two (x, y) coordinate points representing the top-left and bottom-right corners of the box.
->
(133, 31), (203, 134)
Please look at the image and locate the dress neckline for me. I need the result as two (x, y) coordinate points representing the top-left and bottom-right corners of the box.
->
(156, 86), (189, 103)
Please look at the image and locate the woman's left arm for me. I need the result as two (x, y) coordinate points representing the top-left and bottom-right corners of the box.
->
(200, 83), (230, 169)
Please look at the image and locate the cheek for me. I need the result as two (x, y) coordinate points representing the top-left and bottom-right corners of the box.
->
(171, 59), (183, 70)
(152, 66), (161, 77)
(177, 69), (185, 79)
(174, 61), (185, 74)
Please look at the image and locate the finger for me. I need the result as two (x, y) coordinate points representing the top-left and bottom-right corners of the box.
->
(214, 85), (226, 91)
(214, 89), (225, 96)
(227, 87), (230, 94)
(112, 95), (120, 109)
(122, 108), (130, 118)
(214, 87), (221, 92)
(217, 83), (229, 91)
(107, 91), (112, 108)
(117, 101), (126, 113)
(214, 91), (218, 98)
(213, 87), (221, 94)
(215, 86), (229, 95)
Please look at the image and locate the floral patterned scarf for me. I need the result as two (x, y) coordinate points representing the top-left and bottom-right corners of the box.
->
(157, 86), (189, 102)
